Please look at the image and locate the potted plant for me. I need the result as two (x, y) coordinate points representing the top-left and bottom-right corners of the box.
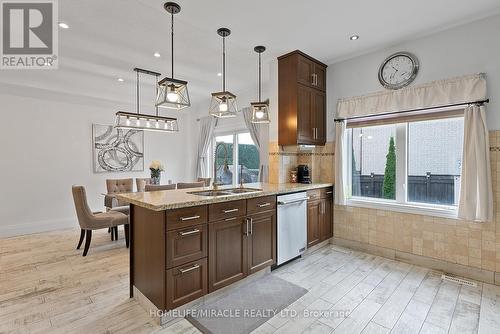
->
(149, 160), (165, 185)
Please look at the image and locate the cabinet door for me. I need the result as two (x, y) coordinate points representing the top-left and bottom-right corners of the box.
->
(312, 90), (326, 145)
(166, 224), (207, 269)
(297, 56), (314, 87)
(307, 201), (321, 247)
(320, 199), (333, 241)
(208, 218), (248, 292)
(297, 85), (314, 145)
(313, 64), (327, 91)
(248, 211), (276, 274)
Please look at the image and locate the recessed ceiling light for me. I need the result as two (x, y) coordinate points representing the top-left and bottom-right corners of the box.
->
(349, 34), (359, 41)
(154, 52), (161, 58)
(58, 22), (69, 29)
(217, 72), (222, 76)
(117, 78), (124, 82)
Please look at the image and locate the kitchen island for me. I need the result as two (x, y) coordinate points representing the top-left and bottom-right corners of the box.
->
(116, 182), (333, 313)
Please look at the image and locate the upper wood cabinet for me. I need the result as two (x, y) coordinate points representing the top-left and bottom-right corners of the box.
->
(278, 50), (327, 146)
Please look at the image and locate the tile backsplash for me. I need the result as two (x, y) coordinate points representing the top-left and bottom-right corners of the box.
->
(268, 141), (335, 184)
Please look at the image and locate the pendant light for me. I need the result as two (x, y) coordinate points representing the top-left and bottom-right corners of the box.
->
(115, 68), (179, 133)
(251, 45), (270, 123)
(209, 28), (238, 118)
(155, 2), (191, 110)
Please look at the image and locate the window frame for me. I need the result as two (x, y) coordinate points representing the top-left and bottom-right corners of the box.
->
(346, 117), (463, 219)
(209, 129), (259, 186)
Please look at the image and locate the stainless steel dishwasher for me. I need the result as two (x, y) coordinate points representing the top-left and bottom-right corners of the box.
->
(276, 192), (308, 265)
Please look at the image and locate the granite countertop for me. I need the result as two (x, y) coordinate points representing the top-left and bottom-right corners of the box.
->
(115, 182), (334, 211)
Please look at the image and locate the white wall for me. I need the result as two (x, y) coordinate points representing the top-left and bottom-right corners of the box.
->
(0, 93), (196, 237)
(327, 14), (500, 135)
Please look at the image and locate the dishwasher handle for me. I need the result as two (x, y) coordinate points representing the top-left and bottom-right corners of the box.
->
(277, 197), (309, 206)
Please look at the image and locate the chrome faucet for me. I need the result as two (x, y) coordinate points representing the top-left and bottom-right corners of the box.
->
(213, 142), (229, 190)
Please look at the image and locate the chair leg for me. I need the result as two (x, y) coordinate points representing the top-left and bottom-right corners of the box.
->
(76, 229), (85, 249)
(108, 227), (111, 233)
(83, 230), (92, 256)
(124, 224), (130, 248)
(111, 227), (115, 241)
(114, 226), (118, 240)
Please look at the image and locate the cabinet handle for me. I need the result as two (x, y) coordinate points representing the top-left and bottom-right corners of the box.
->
(179, 215), (200, 222)
(225, 217), (237, 221)
(178, 229), (200, 236)
(244, 218), (250, 236)
(257, 203), (271, 208)
(249, 218), (253, 235)
(326, 191), (333, 195)
(223, 208), (239, 214)
(315, 73), (319, 86)
(178, 264), (200, 274)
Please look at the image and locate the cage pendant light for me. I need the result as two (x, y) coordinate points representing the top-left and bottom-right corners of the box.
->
(251, 45), (270, 123)
(115, 68), (179, 133)
(209, 28), (238, 118)
(155, 2), (191, 110)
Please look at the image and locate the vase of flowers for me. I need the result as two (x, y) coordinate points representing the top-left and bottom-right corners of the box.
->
(149, 160), (164, 185)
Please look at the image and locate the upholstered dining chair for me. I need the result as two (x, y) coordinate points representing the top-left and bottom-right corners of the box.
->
(72, 186), (129, 256)
(197, 177), (211, 187)
(145, 184), (176, 191)
(136, 178), (152, 192)
(176, 181), (205, 189)
(104, 178), (132, 240)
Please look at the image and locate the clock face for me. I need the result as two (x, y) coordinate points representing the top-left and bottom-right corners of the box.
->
(378, 52), (419, 90)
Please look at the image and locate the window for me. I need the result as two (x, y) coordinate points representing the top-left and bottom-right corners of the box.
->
(347, 116), (464, 214)
(213, 132), (260, 186)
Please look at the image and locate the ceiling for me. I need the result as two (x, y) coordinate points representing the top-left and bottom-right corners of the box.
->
(2, 0), (500, 114)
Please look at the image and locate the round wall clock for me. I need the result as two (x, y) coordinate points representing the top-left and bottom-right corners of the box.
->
(378, 52), (419, 90)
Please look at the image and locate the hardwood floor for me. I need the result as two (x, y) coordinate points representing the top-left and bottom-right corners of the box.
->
(2, 228), (500, 333)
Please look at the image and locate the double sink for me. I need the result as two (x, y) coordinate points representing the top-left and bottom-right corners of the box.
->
(188, 187), (262, 197)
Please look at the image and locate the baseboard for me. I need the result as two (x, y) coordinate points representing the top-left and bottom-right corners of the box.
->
(0, 217), (76, 238)
(332, 237), (499, 286)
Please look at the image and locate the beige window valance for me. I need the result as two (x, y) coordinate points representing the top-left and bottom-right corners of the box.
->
(336, 73), (487, 119)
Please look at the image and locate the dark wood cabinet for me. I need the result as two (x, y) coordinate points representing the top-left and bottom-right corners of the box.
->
(307, 187), (334, 247)
(208, 201), (276, 292)
(278, 50), (327, 146)
(319, 198), (333, 241)
(307, 200), (321, 247)
(248, 210), (276, 274)
(208, 217), (248, 292)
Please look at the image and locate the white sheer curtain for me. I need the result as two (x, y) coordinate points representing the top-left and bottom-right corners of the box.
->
(458, 105), (493, 222)
(334, 121), (347, 205)
(196, 116), (216, 178)
(242, 107), (269, 182)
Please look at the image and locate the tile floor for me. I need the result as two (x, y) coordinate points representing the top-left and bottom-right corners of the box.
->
(1, 228), (500, 333)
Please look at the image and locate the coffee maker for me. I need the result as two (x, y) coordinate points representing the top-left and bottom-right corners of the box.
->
(297, 165), (311, 184)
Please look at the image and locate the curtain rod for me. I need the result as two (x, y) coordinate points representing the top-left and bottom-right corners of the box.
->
(334, 99), (490, 122)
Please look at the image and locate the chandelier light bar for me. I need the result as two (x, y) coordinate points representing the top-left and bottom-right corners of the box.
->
(251, 45), (270, 123)
(156, 2), (191, 110)
(115, 68), (179, 133)
(209, 27), (238, 118)
(115, 111), (179, 132)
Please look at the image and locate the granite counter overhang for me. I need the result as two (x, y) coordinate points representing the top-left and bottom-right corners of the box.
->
(115, 182), (334, 211)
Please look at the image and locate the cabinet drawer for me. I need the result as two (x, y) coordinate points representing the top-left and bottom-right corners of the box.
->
(307, 189), (321, 201)
(166, 258), (207, 310)
(209, 200), (246, 222)
(247, 196), (276, 215)
(166, 206), (207, 231)
(166, 224), (207, 269)
(320, 187), (334, 199)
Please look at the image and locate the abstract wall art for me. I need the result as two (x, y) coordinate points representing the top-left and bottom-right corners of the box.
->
(92, 124), (144, 173)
